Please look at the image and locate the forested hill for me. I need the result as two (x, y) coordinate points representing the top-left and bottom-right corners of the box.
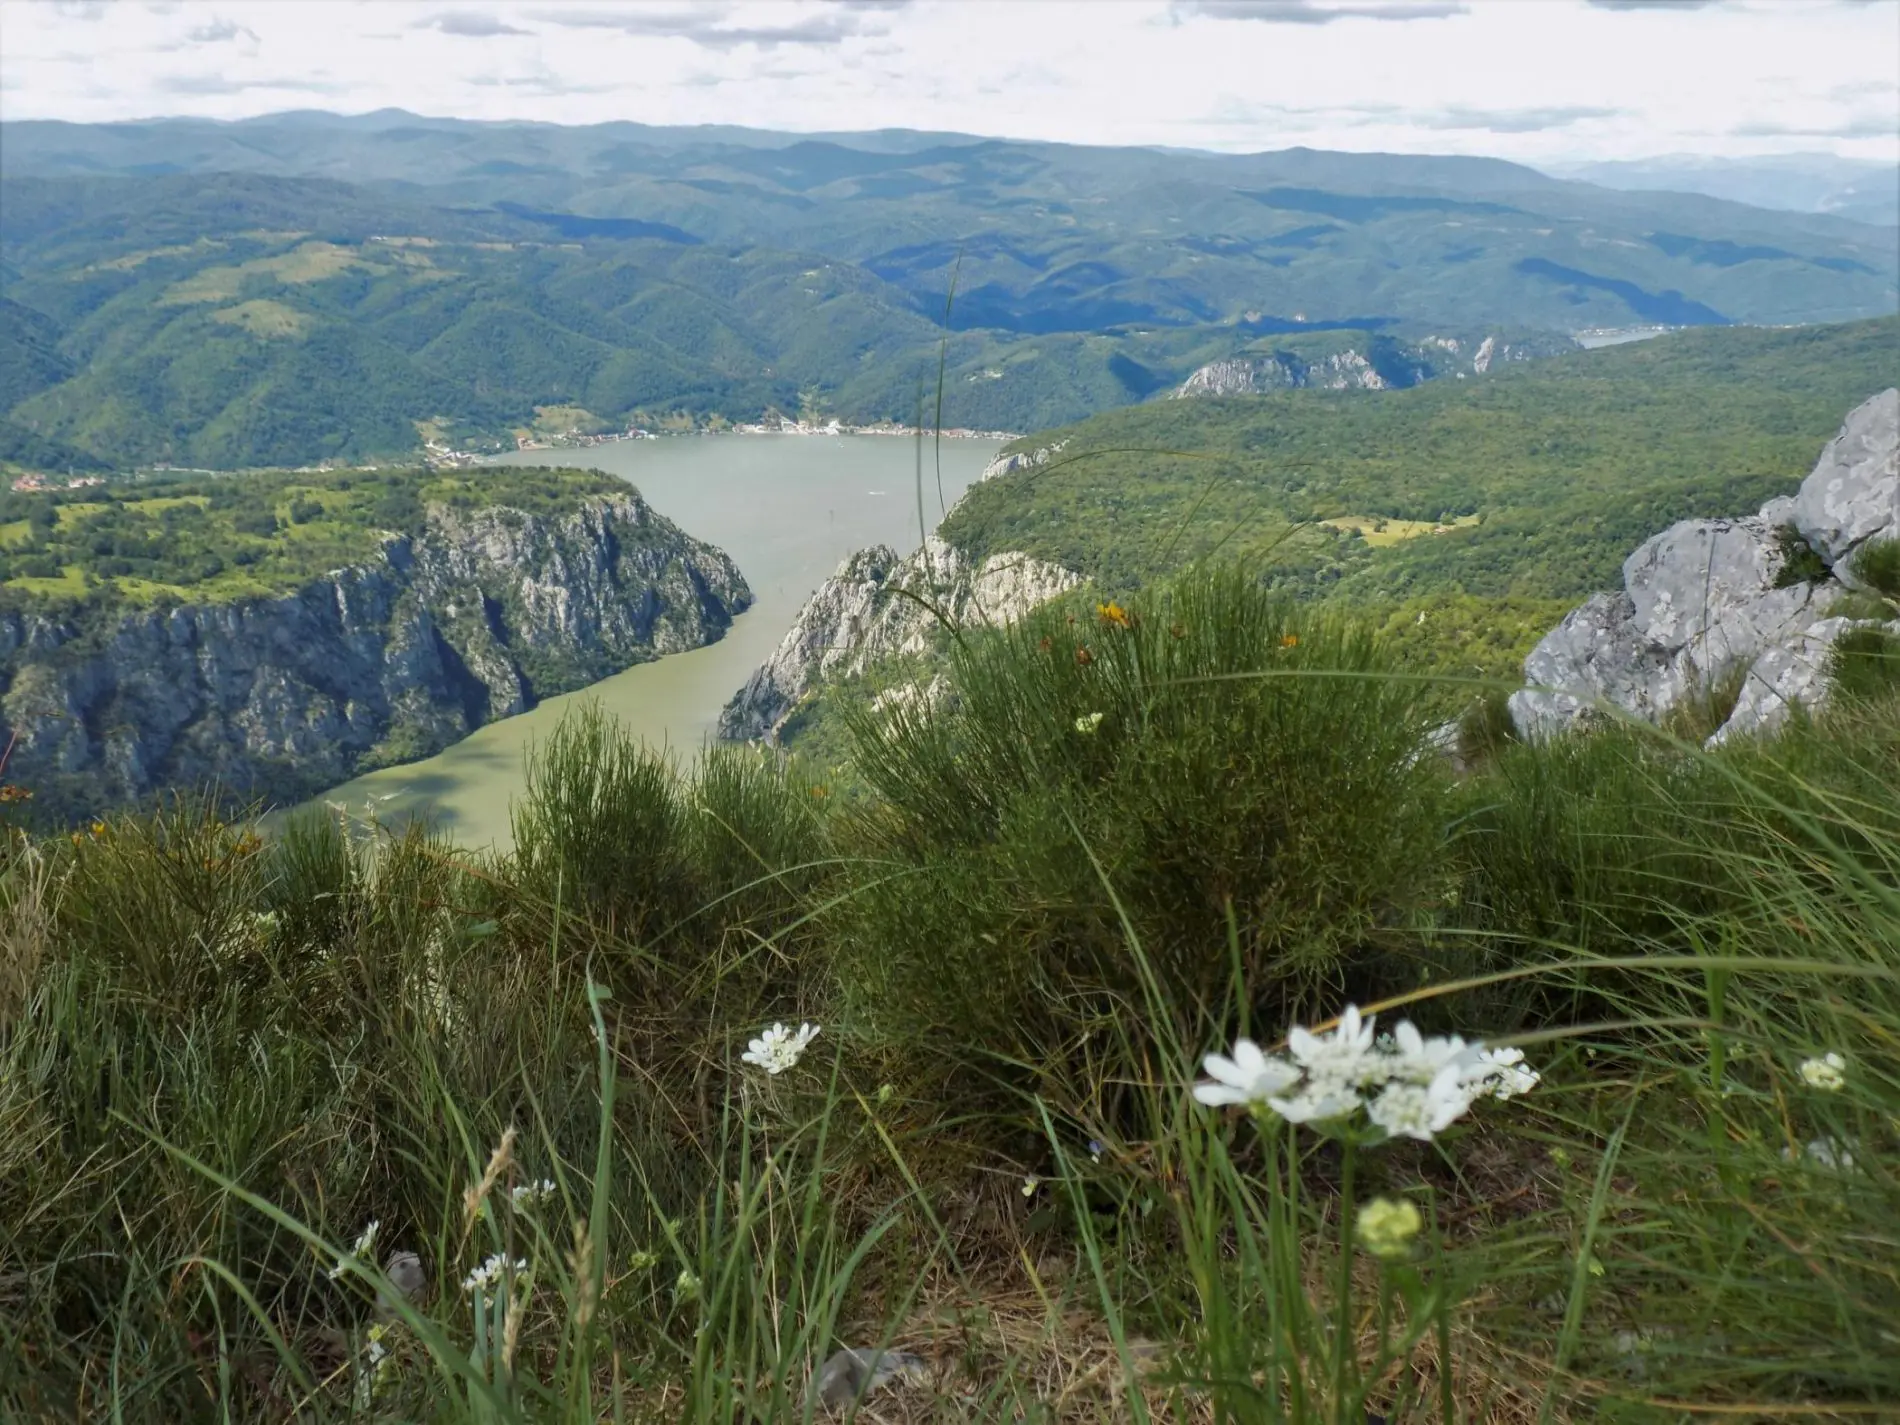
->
(941, 316), (1899, 668)
(1, 113), (1895, 471)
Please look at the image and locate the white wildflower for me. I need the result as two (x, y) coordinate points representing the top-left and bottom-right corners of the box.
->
(1074, 712), (1105, 733)
(1799, 1052), (1846, 1091)
(1193, 1037), (1301, 1108)
(1783, 1136), (1856, 1172)
(1286, 1005), (1378, 1092)
(1021, 1175), (1041, 1197)
(461, 1252), (525, 1296)
(328, 1220), (380, 1280)
(509, 1179), (557, 1209)
(1366, 1066), (1476, 1142)
(741, 1021), (821, 1075)
(1466, 1045), (1540, 1100)
(1193, 1005), (1534, 1141)
(1265, 1084), (1364, 1124)
(1382, 1021), (1475, 1086)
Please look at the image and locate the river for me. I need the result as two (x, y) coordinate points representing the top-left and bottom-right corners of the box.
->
(306, 434), (1000, 851)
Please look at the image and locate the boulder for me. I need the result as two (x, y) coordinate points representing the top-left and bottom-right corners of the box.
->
(811, 1346), (928, 1412)
(1792, 386), (1900, 579)
(1509, 388), (1897, 745)
(1709, 616), (1881, 744)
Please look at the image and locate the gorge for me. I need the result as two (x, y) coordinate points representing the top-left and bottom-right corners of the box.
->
(0, 480), (750, 821)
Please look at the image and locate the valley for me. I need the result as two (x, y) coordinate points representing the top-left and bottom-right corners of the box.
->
(3, 114), (1894, 476)
(7, 8), (1900, 1418)
(304, 433), (998, 847)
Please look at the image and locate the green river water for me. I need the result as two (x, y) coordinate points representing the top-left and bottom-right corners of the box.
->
(305, 435), (999, 851)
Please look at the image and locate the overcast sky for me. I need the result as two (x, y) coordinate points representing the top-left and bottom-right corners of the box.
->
(1, 0), (1895, 164)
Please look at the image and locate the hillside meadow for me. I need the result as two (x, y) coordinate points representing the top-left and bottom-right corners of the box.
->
(943, 316), (1900, 679)
(3, 567), (1896, 1423)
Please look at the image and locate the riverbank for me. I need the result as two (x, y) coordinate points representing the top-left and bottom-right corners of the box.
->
(303, 434), (1001, 849)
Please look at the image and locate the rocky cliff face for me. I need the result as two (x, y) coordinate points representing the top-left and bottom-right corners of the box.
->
(979, 439), (1069, 484)
(1, 490), (751, 815)
(719, 536), (1081, 742)
(1509, 388), (1899, 745)
(1173, 333), (1561, 399)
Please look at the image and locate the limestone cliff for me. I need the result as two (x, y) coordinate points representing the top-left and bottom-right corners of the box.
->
(1509, 388), (1899, 745)
(719, 537), (1081, 742)
(1, 490), (750, 816)
(1173, 332), (1566, 399)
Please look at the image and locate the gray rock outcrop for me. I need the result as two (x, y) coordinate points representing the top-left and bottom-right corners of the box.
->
(719, 536), (1081, 742)
(980, 439), (1069, 483)
(1173, 333), (1563, 400)
(1791, 386), (1900, 580)
(1177, 349), (1396, 396)
(1509, 388), (1899, 745)
(1, 490), (750, 816)
(810, 1346), (928, 1413)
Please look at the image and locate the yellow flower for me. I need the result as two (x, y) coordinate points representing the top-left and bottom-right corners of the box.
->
(1280, 633), (1300, 648)
(1096, 601), (1132, 629)
(1354, 1196), (1422, 1260)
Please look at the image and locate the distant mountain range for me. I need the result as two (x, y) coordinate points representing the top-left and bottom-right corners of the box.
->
(2, 112), (1895, 470)
(1543, 154), (1898, 229)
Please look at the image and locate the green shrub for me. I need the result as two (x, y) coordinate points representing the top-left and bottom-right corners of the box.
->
(1848, 535), (1900, 600)
(1772, 522), (1830, 587)
(830, 566), (1452, 1081)
(1828, 624), (1900, 704)
(509, 701), (696, 942)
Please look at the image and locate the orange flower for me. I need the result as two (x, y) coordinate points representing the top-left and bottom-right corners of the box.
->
(1280, 634), (1300, 648)
(1096, 601), (1131, 629)
(810, 785), (829, 799)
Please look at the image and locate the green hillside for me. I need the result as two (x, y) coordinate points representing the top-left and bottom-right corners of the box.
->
(939, 316), (1899, 676)
(0, 465), (624, 610)
(948, 316), (1898, 596)
(2, 115), (1894, 471)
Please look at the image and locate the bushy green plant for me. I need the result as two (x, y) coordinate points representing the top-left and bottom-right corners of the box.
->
(509, 701), (696, 941)
(1829, 624), (1900, 704)
(830, 567), (1452, 1084)
(6, 600), (1900, 1423)
(1771, 521), (1830, 587)
(1847, 534), (1900, 600)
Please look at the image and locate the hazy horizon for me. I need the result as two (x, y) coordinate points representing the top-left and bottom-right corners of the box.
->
(2, 0), (1894, 168)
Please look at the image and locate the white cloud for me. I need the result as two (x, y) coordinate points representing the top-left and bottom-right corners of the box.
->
(420, 11), (535, 37)
(1171, 1), (1468, 21)
(0, 0), (1891, 166)
(187, 17), (261, 43)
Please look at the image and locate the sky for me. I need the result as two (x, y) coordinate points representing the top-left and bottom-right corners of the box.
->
(1, 0), (1895, 164)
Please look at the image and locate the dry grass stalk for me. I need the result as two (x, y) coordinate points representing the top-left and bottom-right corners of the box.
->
(462, 1125), (518, 1235)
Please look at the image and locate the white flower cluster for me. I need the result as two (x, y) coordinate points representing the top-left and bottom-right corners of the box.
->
(1799, 1053), (1846, 1091)
(1193, 1006), (1538, 1143)
(1783, 1136), (1856, 1172)
(509, 1178), (557, 1209)
(327, 1219), (380, 1281)
(461, 1252), (526, 1296)
(741, 1021), (820, 1075)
